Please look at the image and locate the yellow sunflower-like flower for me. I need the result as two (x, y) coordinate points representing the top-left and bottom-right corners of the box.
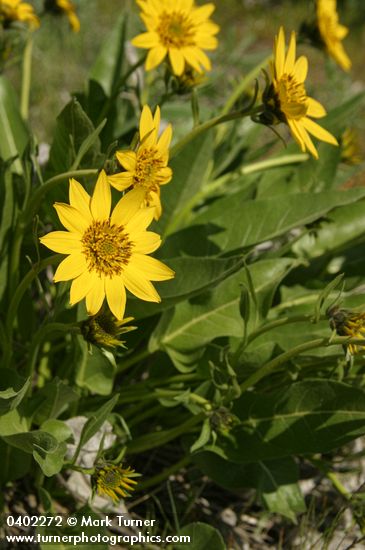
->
(263, 27), (338, 159)
(131, 0), (219, 76)
(92, 464), (140, 502)
(40, 171), (174, 320)
(0, 0), (39, 28)
(108, 105), (172, 220)
(44, 0), (80, 32)
(327, 306), (365, 356)
(316, 0), (351, 71)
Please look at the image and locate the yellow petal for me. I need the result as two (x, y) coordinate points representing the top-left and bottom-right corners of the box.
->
(140, 105), (154, 141)
(275, 27), (286, 78)
(157, 124), (172, 152)
(131, 254), (175, 281)
(293, 56), (308, 82)
(301, 117), (339, 146)
(90, 170), (111, 220)
(153, 105), (161, 132)
(292, 120), (319, 159)
(131, 31), (159, 48)
(53, 253), (87, 282)
(111, 188), (146, 226)
(145, 46), (167, 70)
(195, 34), (218, 50)
(69, 179), (92, 221)
(40, 231), (82, 254)
(133, 231), (161, 254)
(284, 31), (296, 73)
(125, 206), (155, 233)
(70, 270), (95, 305)
(54, 203), (90, 234)
(122, 268), (160, 302)
(287, 119), (306, 151)
(158, 166), (172, 184)
(169, 48), (185, 76)
(192, 4), (215, 22)
(108, 172), (134, 191)
(116, 150), (137, 171)
(105, 276), (126, 320)
(307, 98), (326, 118)
(86, 275), (105, 315)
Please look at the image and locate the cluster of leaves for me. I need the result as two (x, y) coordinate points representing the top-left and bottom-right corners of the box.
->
(1, 4), (365, 547)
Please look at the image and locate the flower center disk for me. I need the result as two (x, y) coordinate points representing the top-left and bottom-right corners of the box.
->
(157, 11), (195, 48)
(134, 148), (164, 187)
(82, 221), (133, 277)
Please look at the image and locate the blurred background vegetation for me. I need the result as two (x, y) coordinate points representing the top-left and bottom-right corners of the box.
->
(6, 0), (365, 148)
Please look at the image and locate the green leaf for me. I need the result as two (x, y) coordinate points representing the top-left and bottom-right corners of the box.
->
(174, 522), (225, 550)
(0, 369), (30, 414)
(75, 395), (119, 454)
(34, 420), (72, 477)
(2, 430), (58, 455)
(76, 340), (116, 396)
(155, 131), (213, 236)
(127, 255), (245, 319)
(0, 75), (29, 173)
(0, 169), (14, 301)
(149, 259), (296, 369)
(193, 189), (365, 254)
(31, 378), (79, 425)
(214, 380), (365, 462)
(0, 409), (28, 436)
(47, 98), (103, 176)
(0, 439), (31, 486)
(190, 419), (211, 453)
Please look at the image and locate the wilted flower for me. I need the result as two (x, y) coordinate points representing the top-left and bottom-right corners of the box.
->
(316, 0), (351, 71)
(0, 0), (39, 28)
(260, 27), (338, 159)
(40, 171), (174, 320)
(44, 0), (80, 32)
(81, 312), (136, 349)
(108, 105), (172, 220)
(327, 306), (365, 356)
(92, 464), (140, 502)
(131, 0), (219, 76)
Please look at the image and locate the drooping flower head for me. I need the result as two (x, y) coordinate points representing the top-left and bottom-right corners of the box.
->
(316, 0), (351, 71)
(262, 27), (338, 159)
(131, 0), (219, 76)
(81, 312), (137, 349)
(108, 105), (172, 220)
(0, 0), (39, 28)
(40, 171), (174, 320)
(44, 0), (80, 32)
(92, 463), (140, 502)
(327, 306), (365, 356)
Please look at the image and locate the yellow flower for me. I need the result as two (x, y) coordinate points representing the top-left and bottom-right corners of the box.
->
(81, 312), (136, 349)
(131, 0), (219, 76)
(340, 128), (362, 165)
(266, 27), (338, 159)
(40, 171), (174, 320)
(108, 105), (172, 220)
(44, 0), (80, 32)
(316, 0), (351, 71)
(327, 306), (365, 356)
(0, 0), (39, 28)
(93, 464), (140, 502)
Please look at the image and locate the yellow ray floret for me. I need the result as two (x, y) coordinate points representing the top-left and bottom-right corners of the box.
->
(316, 0), (351, 71)
(131, 0), (219, 76)
(40, 171), (174, 320)
(0, 0), (39, 28)
(93, 464), (140, 503)
(108, 105), (172, 220)
(55, 0), (80, 32)
(270, 26), (338, 159)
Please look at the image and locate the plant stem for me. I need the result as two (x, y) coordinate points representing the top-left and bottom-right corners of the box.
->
(20, 34), (33, 120)
(239, 336), (365, 393)
(247, 314), (318, 344)
(170, 104), (264, 159)
(240, 153), (309, 174)
(136, 456), (191, 492)
(117, 348), (151, 373)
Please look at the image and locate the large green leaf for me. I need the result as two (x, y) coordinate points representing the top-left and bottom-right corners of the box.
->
(211, 380), (365, 462)
(0, 369), (30, 414)
(193, 189), (365, 254)
(75, 395), (119, 453)
(76, 339), (116, 396)
(0, 439), (31, 486)
(33, 420), (72, 477)
(0, 75), (28, 173)
(32, 378), (79, 425)
(174, 523), (225, 550)
(149, 259), (296, 365)
(2, 430), (58, 454)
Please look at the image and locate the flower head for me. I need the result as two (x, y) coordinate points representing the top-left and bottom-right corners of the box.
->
(316, 0), (351, 71)
(0, 0), (39, 28)
(40, 171), (174, 320)
(44, 0), (80, 32)
(92, 463), (140, 502)
(327, 306), (365, 356)
(262, 27), (338, 159)
(81, 312), (136, 349)
(131, 0), (219, 76)
(340, 128), (362, 165)
(108, 105), (172, 220)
